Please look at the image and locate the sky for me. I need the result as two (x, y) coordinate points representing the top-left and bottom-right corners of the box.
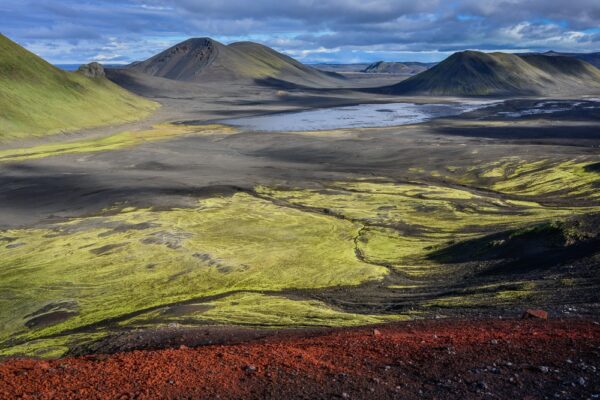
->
(1, 0), (599, 65)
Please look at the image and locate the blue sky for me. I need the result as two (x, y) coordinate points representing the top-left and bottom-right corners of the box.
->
(1, 0), (599, 64)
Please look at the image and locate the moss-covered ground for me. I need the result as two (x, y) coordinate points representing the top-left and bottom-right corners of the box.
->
(0, 155), (598, 358)
(0, 123), (236, 163)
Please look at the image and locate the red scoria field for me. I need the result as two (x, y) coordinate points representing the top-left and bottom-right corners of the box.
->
(1, 318), (599, 399)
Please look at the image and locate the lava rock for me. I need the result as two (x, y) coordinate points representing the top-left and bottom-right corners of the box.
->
(77, 62), (105, 78)
(522, 309), (548, 320)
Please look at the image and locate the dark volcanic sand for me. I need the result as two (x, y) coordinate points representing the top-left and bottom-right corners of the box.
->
(1, 318), (599, 399)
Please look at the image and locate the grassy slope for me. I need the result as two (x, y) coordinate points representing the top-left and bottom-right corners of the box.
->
(0, 34), (158, 140)
(390, 51), (600, 96)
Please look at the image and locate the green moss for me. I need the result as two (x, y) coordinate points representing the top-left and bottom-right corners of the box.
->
(0, 193), (387, 350)
(357, 227), (446, 264)
(0, 332), (107, 359)
(1, 174), (597, 357)
(0, 34), (158, 140)
(0, 124), (236, 163)
(123, 292), (402, 329)
(559, 278), (577, 287)
(447, 158), (600, 201)
(201, 293), (403, 327)
(425, 281), (536, 308)
(257, 180), (598, 266)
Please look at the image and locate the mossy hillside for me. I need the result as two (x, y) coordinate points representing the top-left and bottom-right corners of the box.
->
(256, 181), (597, 266)
(0, 34), (158, 140)
(0, 193), (387, 348)
(0, 123), (236, 163)
(448, 158), (600, 200)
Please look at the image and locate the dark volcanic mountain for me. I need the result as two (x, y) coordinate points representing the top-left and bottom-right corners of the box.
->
(362, 61), (432, 75)
(127, 38), (342, 87)
(386, 50), (600, 96)
(541, 51), (600, 69)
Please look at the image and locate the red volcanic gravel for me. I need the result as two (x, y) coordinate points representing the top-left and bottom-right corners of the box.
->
(1, 318), (599, 399)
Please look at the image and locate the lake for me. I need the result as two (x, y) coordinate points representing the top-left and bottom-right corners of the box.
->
(222, 101), (496, 132)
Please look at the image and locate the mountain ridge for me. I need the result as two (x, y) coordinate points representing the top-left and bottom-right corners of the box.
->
(386, 50), (600, 96)
(362, 61), (433, 74)
(127, 38), (343, 87)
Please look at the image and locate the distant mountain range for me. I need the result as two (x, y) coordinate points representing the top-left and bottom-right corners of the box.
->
(311, 63), (371, 73)
(312, 61), (435, 74)
(125, 38), (342, 87)
(0, 34), (156, 139)
(386, 50), (600, 96)
(362, 61), (434, 74)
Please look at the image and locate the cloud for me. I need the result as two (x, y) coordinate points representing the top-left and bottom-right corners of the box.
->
(1, 0), (599, 64)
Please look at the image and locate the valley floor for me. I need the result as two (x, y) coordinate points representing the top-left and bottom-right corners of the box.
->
(0, 75), (599, 383)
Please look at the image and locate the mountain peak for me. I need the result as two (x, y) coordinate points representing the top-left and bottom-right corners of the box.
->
(126, 37), (342, 86)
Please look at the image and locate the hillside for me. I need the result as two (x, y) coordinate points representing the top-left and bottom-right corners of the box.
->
(542, 51), (600, 68)
(0, 34), (158, 140)
(386, 50), (600, 96)
(362, 61), (431, 74)
(127, 38), (343, 87)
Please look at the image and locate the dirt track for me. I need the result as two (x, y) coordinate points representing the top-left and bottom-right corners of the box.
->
(1, 318), (599, 399)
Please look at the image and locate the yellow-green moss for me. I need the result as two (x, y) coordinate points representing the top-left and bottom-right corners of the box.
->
(0, 192), (387, 349)
(0, 124), (236, 163)
(122, 292), (402, 329)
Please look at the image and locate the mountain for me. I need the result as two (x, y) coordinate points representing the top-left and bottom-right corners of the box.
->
(312, 63), (371, 73)
(362, 61), (432, 74)
(0, 34), (157, 140)
(386, 50), (600, 96)
(127, 38), (342, 87)
(541, 51), (600, 69)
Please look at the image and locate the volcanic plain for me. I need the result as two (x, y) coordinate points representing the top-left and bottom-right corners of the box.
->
(0, 35), (599, 399)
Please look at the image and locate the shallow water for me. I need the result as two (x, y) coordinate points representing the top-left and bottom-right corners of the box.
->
(495, 99), (600, 118)
(222, 101), (495, 132)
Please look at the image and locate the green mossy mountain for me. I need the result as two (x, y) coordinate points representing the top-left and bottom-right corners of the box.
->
(387, 50), (600, 96)
(0, 34), (157, 140)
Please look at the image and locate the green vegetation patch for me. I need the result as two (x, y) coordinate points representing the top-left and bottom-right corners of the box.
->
(0, 124), (236, 163)
(449, 158), (600, 201)
(121, 292), (400, 329)
(0, 193), (387, 352)
(424, 281), (537, 308)
(1, 173), (598, 357)
(257, 180), (597, 267)
(0, 34), (158, 140)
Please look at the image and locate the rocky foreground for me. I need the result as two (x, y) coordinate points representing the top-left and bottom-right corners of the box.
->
(1, 318), (599, 399)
